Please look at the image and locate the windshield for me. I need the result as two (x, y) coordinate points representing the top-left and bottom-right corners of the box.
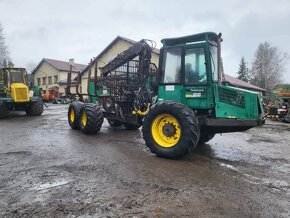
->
(161, 47), (208, 85)
(9, 69), (24, 83)
(184, 47), (207, 85)
(161, 47), (182, 83)
(210, 45), (218, 81)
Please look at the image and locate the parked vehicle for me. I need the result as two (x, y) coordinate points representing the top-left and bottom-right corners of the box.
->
(67, 32), (264, 159)
(0, 67), (43, 118)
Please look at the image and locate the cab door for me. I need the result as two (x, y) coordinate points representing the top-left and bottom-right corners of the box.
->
(183, 46), (213, 109)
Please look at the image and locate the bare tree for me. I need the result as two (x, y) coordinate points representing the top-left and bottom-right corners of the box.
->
(250, 42), (288, 93)
(26, 61), (38, 84)
(26, 61), (37, 74)
(0, 23), (9, 66)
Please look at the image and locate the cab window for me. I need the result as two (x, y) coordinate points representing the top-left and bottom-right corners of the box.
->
(162, 48), (182, 83)
(184, 48), (207, 85)
(10, 70), (24, 83)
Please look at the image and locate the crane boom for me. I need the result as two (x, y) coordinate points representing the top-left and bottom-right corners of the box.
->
(100, 40), (153, 77)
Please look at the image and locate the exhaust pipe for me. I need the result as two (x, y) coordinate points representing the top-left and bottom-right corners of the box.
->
(217, 33), (223, 85)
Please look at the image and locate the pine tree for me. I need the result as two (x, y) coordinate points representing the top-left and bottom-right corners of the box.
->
(237, 57), (249, 82)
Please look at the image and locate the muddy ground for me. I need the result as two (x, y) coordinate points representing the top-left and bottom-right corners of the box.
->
(0, 104), (289, 217)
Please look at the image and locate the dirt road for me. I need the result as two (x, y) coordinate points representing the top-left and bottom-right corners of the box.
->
(0, 104), (289, 217)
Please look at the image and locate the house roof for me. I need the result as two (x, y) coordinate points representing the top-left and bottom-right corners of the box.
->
(224, 74), (266, 92)
(32, 58), (87, 75)
(81, 36), (160, 75)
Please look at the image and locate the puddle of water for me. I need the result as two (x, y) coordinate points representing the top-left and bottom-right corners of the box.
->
(32, 179), (70, 191)
(218, 162), (238, 172)
(259, 178), (289, 190)
(218, 161), (289, 192)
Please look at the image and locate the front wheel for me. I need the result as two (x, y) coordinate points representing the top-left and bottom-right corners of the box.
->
(26, 97), (44, 116)
(142, 101), (200, 159)
(0, 104), (9, 118)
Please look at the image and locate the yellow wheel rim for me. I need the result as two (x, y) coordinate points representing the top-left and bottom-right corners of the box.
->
(69, 108), (75, 122)
(151, 114), (181, 148)
(81, 111), (87, 127)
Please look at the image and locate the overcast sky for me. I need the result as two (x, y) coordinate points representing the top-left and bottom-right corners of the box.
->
(0, 0), (289, 81)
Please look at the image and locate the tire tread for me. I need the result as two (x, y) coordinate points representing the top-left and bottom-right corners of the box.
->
(80, 104), (103, 134)
(142, 101), (200, 159)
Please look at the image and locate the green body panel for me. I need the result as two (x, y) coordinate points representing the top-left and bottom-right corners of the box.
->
(157, 85), (184, 103)
(158, 84), (263, 119)
(157, 85), (214, 109)
(88, 82), (97, 103)
(214, 84), (263, 119)
(88, 82), (110, 103)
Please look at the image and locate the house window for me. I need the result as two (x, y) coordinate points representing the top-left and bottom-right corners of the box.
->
(42, 77), (46, 85)
(54, 75), (58, 83)
(48, 76), (52, 84)
(37, 78), (41, 86)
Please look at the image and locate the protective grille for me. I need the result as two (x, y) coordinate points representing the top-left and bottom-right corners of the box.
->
(14, 87), (29, 101)
(218, 87), (245, 108)
(96, 59), (157, 101)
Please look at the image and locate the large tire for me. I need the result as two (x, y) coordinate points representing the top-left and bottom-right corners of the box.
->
(198, 133), (215, 145)
(26, 97), (44, 116)
(0, 104), (9, 118)
(79, 104), (104, 134)
(107, 119), (122, 127)
(68, 101), (83, 130)
(142, 101), (200, 159)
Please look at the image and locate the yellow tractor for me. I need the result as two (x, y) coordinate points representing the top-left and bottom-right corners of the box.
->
(0, 67), (43, 118)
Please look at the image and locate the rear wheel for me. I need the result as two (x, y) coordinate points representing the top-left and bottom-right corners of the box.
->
(68, 101), (83, 129)
(142, 101), (200, 159)
(79, 104), (104, 134)
(26, 97), (43, 116)
(0, 104), (9, 118)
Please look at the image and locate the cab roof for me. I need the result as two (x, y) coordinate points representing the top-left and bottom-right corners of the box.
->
(161, 32), (220, 46)
(0, 67), (26, 70)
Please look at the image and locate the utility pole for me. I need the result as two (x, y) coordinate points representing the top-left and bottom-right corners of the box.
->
(67, 58), (74, 96)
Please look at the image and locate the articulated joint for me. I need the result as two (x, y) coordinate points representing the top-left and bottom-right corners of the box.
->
(132, 104), (151, 116)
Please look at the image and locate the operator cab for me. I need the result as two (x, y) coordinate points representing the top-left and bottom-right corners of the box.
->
(160, 32), (219, 86)
(158, 32), (220, 110)
(0, 68), (27, 86)
(9, 69), (26, 83)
